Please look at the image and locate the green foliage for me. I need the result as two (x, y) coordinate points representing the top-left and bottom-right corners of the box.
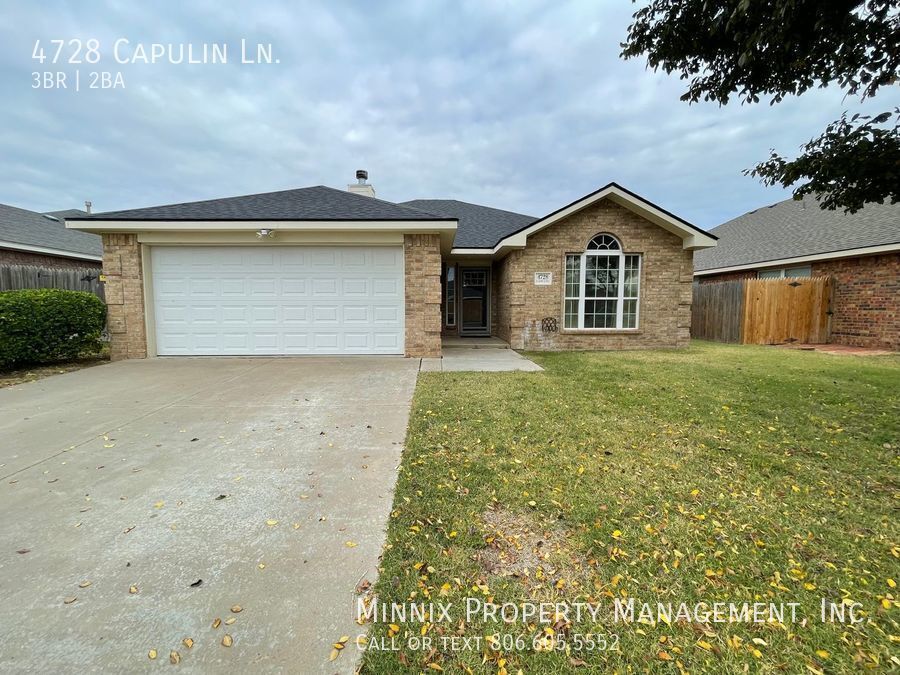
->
(0, 289), (106, 369)
(748, 109), (900, 212)
(620, 0), (900, 210)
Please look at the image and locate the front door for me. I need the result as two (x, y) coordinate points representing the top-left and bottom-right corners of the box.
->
(460, 267), (490, 336)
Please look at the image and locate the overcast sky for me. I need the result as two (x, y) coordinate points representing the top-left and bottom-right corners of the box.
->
(1, 1), (895, 229)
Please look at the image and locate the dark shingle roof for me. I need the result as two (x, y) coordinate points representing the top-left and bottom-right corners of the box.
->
(0, 203), (102, 258)
(400, 199), (537, 248)
(46, 208), (90, 219)
(70, 186), (452, 222)
(694, 195), (900, 271)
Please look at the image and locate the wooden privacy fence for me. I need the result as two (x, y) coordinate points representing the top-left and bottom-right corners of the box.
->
(0, 264), (105, 301)
(692, 277), (832, 345)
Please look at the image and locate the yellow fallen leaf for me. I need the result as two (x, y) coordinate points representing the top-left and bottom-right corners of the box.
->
(345, 541), (357, 548)
(230, 605), (243, 613)
(78, 581), (91, 588)
(222, 635), (233, 647)
(154, 501), (164, 509)
(612, 530), (622, 539)
(882, 598), (892, 609)
(697, 640), (713, 651)
(148, 649), (157, 660)
(169, 651), (181, 664)
(888, 578), (896, 588)
(658, 651), (672, 661)
(63, 596), (77, 604)
(427, 664), (444, 671)
(265, 519), (278, 526)
(212, 618), (221, 629)
(815, 649), (830, 659)
(182, 638), (194, 649)
(329, 648), (340, 661)
(258, 563), (266, 570)
(337, 635), (349, 644)
(129, 585), (138, 594)
(224, 617), (236, 625)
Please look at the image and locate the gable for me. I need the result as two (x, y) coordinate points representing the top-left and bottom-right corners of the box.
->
(450, 183), (716, 255)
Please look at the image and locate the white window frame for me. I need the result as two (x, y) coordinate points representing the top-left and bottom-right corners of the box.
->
(758, 265), (812, 279)
(564, 234), (641, 330)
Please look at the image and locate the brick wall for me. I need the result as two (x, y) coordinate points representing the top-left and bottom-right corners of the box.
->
(812, 253), (899, 350)
(697, 269), (756, 284)
(404, 234), (442, 357)
(494, 199), (693, 350)
(102, 234), (147, 361)
(0, 247), (101, 270)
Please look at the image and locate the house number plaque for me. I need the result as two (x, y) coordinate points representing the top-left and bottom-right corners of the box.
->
(534, 272), (552, 285)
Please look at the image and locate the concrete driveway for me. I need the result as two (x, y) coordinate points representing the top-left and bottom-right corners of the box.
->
(0, 357), (418, 672)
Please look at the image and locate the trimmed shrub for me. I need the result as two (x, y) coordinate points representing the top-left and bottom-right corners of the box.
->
(0, 289), (106, 369)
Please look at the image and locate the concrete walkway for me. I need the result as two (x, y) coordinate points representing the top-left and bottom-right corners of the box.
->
(420, 339), (543, 372)
(0, 357), (418, 673)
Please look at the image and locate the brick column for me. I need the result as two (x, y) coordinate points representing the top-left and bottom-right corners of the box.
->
(404, 234), (442, 357)
(102, 234), (147, 361)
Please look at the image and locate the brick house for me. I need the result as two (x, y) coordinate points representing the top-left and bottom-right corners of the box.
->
(0, 204), (101, 269)
(694, 196), (899, 350)
(67, 175), (716, 361)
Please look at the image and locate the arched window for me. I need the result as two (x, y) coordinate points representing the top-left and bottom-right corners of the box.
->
(564, 234), (641, 329)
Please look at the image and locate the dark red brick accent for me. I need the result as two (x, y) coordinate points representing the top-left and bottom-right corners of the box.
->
(811, 253), (899, 350)
(697, 269), (757, 284)
(0, 247), (101, 270)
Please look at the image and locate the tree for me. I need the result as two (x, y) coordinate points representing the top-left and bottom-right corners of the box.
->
(620, 0), (900, 211)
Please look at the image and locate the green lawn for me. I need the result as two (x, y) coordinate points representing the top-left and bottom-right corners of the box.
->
(360, 342), (899, 674)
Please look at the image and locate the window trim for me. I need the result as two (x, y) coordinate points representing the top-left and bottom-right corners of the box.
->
(563, 234), (642, 331)
(757, 265), (812, 280)
(444, 264), (456, 327)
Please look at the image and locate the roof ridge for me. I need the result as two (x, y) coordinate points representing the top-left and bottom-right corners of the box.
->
(312, 185), (448, 219)
(402, 198), (537, 220)
(78, 186), (323, 219)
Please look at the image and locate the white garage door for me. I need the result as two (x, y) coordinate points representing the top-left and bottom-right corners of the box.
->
(151, 246), (405, 355)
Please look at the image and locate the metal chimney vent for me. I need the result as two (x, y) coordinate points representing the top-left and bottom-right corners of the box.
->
(355, 169), (368, 183)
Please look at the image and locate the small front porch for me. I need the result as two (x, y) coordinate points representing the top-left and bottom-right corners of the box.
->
(441, 262), (494, 338)
(419, 336), (543, 372)
(440, 335), (510, 349)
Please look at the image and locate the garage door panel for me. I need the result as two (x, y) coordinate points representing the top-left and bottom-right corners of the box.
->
(342, 278), (368, 296)
(372, 248), (400, 266)
(310, 250), (336, 266)
(282, 279), (308, 296)
(311, 278), (338, 296)
(341, 249), (367, 266)
(343, 306), (369, 322)
(152, 246), (404, 355)
(373, 305), (400, 323)
(374, 333), (401, 349)
(373, 279), (401, 296)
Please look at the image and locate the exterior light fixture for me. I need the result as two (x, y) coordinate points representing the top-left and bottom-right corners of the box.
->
(256, 228), (274, 238)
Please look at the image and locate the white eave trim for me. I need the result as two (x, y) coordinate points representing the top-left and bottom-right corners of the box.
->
(0, 240), (102, 262)
(66, 219), (458, 233)
(694, 242), (900, 276)
(451, 184), (716, 257)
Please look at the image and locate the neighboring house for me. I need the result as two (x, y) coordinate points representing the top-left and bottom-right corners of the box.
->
(694, 196), (899, 350)
(0, 204), (102, 269)
(67, 174), (716, 360)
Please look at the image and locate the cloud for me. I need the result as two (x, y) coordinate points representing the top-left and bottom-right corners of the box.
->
(0, 0), (893, 228)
